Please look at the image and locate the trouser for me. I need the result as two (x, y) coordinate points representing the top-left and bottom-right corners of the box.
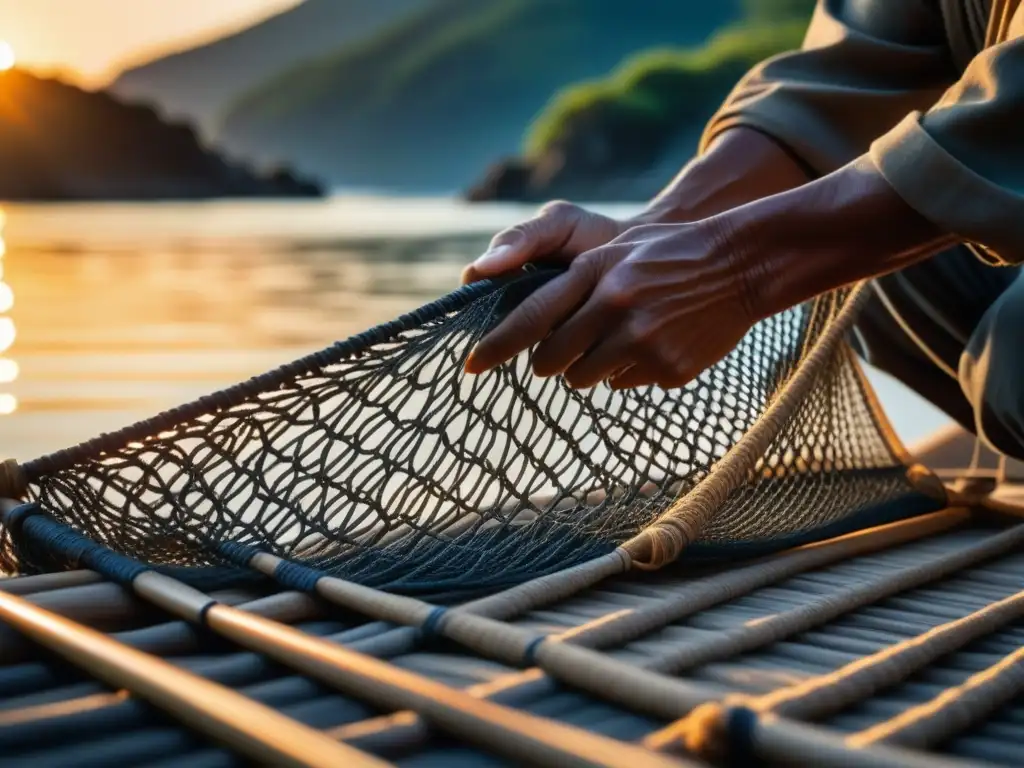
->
(850, 245), (1024, 461)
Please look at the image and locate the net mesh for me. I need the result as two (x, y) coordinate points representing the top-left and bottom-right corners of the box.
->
(1, 269), (939, 598)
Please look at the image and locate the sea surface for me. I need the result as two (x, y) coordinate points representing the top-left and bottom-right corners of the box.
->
(0, 197), (951, 464)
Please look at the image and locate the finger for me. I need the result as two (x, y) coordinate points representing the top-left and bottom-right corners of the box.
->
(462, 205), (580, 284)
(530, 244), (629, 377)
(532, 296), (618, 379)
(562, 331), (637, 389)
(464, 265), (598, 374)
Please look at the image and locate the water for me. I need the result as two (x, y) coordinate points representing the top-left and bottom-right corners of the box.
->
(0, 197), (950, 465)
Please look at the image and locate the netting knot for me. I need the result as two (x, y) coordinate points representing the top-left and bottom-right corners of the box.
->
(0, 459), (27, 500)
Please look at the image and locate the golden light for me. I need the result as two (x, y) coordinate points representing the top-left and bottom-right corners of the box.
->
(0, 317), (14, 353)
(0, 394), (16, 416)
(0, 358), (17, 383)
(0, 41), (14, 71)
(0, 282), (12, 313)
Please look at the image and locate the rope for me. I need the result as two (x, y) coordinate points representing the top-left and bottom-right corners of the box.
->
(755, 585), (1024, 721)
(623, 281), (884, 569)
(850, 645), (1024, 749)
(10, 511), (697, 768)
(732, 712), (984, 768)
(655, 571), (1024, 758)
(633, 516), (1024, 682)
(212, 507), (992, 726)
(330, 510), (969, 752)
(645, 522), (1024, 755)
(0, 509), (967, 758)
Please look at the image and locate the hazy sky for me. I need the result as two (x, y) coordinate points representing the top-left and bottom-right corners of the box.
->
(0, 0), (302, 87)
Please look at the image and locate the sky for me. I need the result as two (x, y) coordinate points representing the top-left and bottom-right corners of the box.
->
(0, 0), (302, 88)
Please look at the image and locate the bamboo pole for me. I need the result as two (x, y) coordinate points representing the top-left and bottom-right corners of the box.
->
(14, 546), (696, 768)
(0, 588), (391, 768)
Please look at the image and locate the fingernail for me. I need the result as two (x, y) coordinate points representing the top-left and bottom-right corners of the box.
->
(472, 244), (513, 273)
(464, 352), (483, 374)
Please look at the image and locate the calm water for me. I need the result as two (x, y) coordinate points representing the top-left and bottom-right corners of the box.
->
(0, 197), (950, 464)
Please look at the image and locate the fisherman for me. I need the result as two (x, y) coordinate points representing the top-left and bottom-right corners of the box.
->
(462, 0), (1024, 460)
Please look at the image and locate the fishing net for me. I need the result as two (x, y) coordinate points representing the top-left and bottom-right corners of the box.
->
(0, 267), (942, 598)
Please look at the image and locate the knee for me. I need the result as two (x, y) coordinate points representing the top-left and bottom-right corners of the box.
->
(959, 285), (1024, 459)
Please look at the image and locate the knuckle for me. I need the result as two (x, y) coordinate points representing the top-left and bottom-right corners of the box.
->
(620, 315), (650, 344)
(569, 250), (599, 276)
(539, 200), (579, 219)
(598, 272), (637, 310)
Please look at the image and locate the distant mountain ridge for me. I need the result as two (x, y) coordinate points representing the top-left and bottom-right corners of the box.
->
(216, 0), (744, 192)
(109, 0), (430, 138)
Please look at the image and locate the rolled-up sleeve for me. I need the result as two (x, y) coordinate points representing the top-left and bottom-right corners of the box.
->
(701, 0), (958, 174)
(870, 32), (1024, 266)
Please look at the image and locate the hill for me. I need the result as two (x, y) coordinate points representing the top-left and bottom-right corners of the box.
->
(109, 0), (430, 139)
(218, 0), (745, 193)
(0, 69), (320, 201)
(468, 0), (816, 202)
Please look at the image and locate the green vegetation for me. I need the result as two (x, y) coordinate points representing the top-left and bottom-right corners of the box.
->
(525, 20), (808, 157)
(217, 0), (745, 190)
(524, 0), (816, 159)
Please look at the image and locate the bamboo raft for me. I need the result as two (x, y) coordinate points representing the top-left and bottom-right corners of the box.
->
(1, 427), (1022, 768)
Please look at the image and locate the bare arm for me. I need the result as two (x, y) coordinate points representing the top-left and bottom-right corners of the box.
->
(462, 126), (811, 283)
(633, 127), (812, 225)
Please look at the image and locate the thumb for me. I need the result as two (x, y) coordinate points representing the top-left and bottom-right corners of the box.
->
(460, 236), (532, 285)
(462, 204), (582, 284)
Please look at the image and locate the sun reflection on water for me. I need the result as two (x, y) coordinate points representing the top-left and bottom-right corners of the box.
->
(0, 207), (17, 416)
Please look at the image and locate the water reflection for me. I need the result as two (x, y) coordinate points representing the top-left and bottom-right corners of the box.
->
(0, 207), (16, 417)
(0, 200), (524, 460)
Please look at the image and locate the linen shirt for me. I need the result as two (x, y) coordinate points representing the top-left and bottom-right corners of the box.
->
(701, 0), (1024, 265)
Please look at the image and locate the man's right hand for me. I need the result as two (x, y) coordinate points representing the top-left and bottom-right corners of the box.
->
(461, 201), (628, 285)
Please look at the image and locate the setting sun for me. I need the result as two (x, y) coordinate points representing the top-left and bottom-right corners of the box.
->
(0, 40), (14, 71)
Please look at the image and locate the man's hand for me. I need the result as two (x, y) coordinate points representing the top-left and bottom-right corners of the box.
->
(464, 156), (955, 391)
(462, 129), (812, 288)
(461, 201), (628, 285)
(464, 220), (759, 390)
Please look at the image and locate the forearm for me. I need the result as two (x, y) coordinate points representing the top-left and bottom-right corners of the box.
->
(633, 127), (813, 226)
(725, 155), (959, 320)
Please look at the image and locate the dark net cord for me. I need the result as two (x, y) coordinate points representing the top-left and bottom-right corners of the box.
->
(0, 267), (943, 599)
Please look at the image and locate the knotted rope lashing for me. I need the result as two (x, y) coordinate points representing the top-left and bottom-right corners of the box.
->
(0, 268), (945, 597)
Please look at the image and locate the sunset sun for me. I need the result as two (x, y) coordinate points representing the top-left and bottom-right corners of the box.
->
(0, 41), (14, 71)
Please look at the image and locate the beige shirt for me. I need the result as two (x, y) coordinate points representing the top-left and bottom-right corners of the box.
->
(701, 0), (1024, 265)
